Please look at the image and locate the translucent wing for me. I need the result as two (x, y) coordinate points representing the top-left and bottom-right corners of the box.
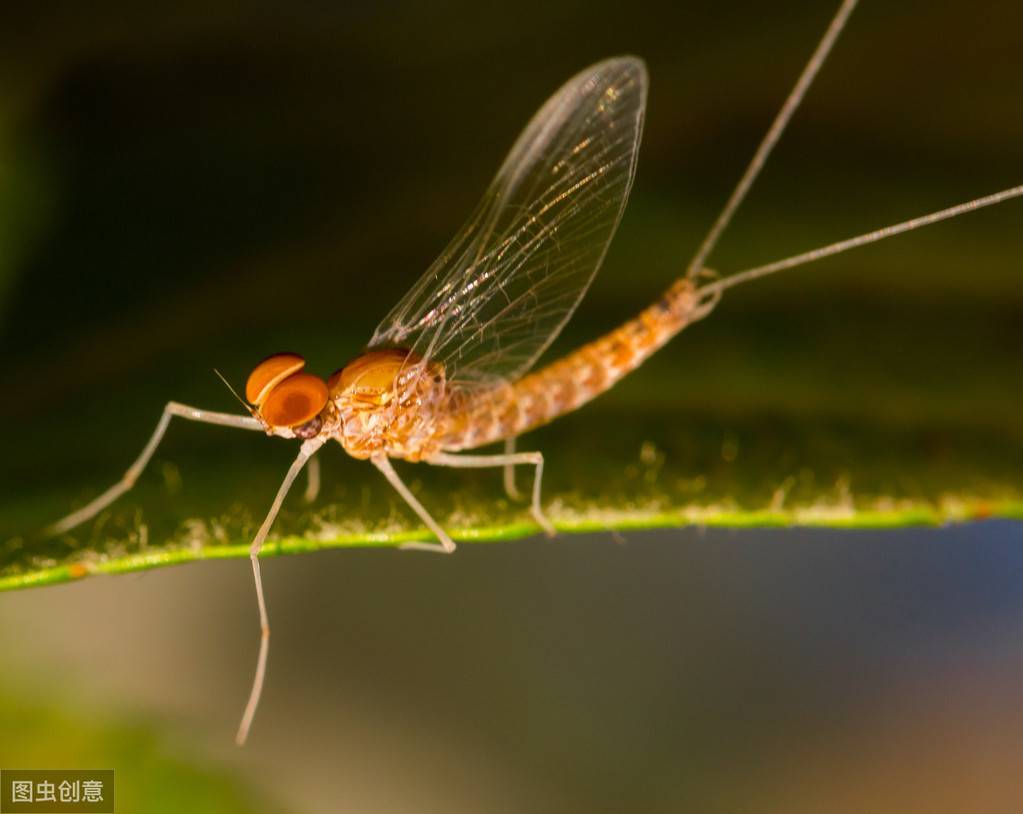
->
(369, 57), (647, 391)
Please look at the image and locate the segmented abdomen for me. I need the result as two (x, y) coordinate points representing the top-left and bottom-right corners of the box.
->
(439, 279), (700, 451)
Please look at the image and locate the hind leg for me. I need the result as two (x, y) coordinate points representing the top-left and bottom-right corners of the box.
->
(426, 450), (555, 537)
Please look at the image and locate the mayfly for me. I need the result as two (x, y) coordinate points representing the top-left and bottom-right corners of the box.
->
(49, 0), (1023, 745)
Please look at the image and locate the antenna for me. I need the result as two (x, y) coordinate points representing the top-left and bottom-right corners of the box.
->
(686, 0), (861, 278)
(697, 184), (1023, 298)
(214, 368), (257, 417)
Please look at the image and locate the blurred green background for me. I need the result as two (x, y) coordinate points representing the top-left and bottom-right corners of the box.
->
(1, 0), (1023, 810)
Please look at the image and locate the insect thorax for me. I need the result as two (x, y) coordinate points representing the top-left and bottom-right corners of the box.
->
(330, 349), (447, 461)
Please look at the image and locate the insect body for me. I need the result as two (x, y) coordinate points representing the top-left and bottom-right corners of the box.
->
(438, 278), (711, 451)
(48, 0), (1023, 746)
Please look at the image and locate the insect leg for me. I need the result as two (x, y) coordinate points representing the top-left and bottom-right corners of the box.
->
(303, 456), (321, 503)
(47, 402), (262, 536)
(427, 451), (555, 537)
(502, 437), (523, 501)
(237, 437), (324, 746)
(372, 454), (457, 554)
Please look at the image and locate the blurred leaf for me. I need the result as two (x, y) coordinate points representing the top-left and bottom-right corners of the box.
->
(0, 684), (288, 814)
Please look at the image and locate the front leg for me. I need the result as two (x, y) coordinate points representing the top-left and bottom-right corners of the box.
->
(426, 450), (555, 537)
(47, 402), (262, 536)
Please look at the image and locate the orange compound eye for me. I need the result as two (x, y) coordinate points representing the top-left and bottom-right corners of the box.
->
(246, 353), (305, 405)
(259, 372), (329, 428)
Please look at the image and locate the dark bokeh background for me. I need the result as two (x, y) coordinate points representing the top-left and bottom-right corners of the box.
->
(2, 0), (1022, 404)
(2, 0), (1023, 811)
